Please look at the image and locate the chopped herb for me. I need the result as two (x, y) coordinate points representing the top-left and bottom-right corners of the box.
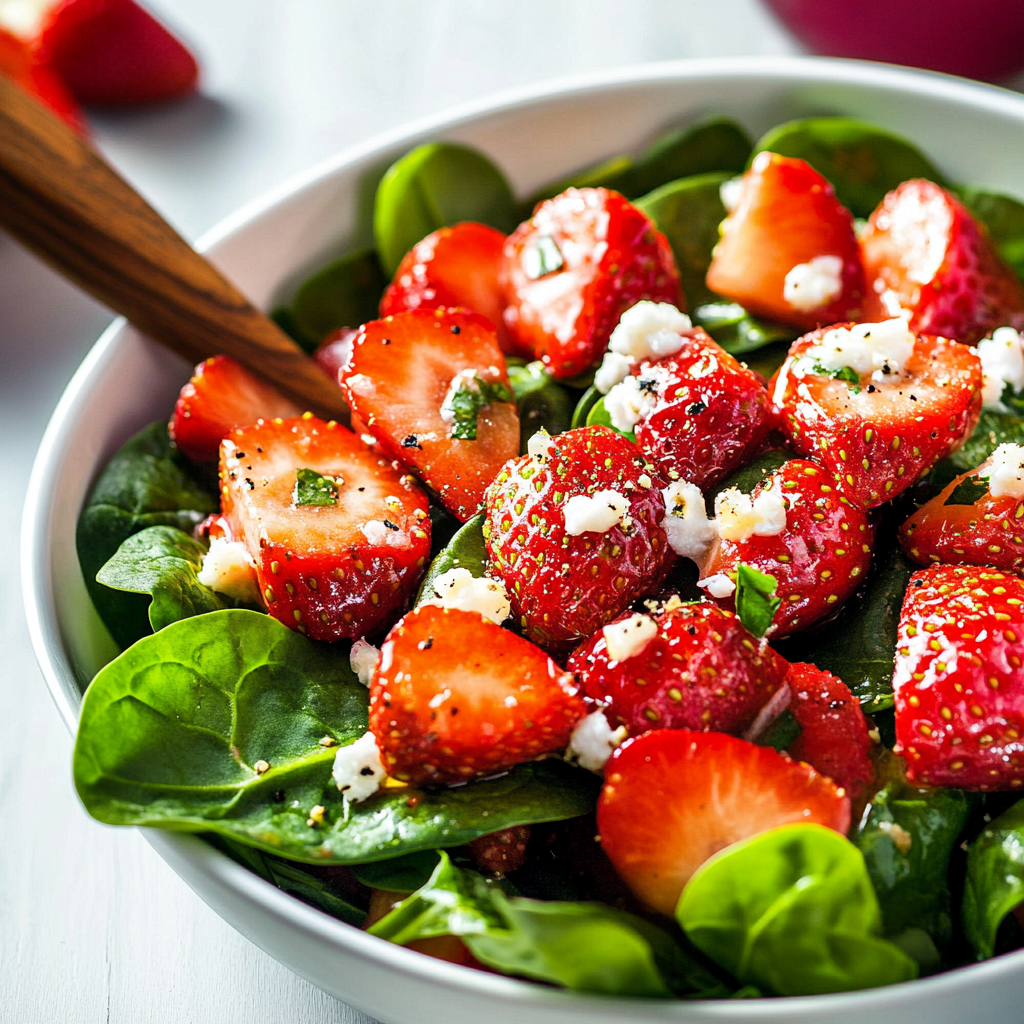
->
(294, 468), (340, 506)
(812, 362), (861, 386)
(944, 476), (989, 506)
(735, 563), (781, 639)
(523, 234), (564, 279)
(448, 376), (515, 441)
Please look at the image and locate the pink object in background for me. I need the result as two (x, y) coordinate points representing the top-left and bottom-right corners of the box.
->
(762, 0), (1024, 82)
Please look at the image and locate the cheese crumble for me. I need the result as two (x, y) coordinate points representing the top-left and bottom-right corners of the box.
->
(659, 480), (715, 560)
(714, 486), (788, 543)
(428, 567), (511, 624)
(563, 490), (630, 536)
(978, 327), (1024, 409)
(783, 255), (843, 312)
(602, 613), (658, 662)
(332, 731), (386, 803)
(801, 318), (916, 381)
(349, 638), (379, 686)
(698, 573), (737, 599)
(981, 443), (1024, 499)
(197, 538), (261, 605)
(594, 301), (692, 393)
(566, 711), (627, 772)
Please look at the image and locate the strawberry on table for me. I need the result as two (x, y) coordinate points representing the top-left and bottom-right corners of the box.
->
(699, 459), (874, 635)
(860, 179), (1024, 346)
(500, 187), (683, 379)
(568, 600), (788, 737)
(769, 319), (982, 509)
(484, 425), (674, 653)
(368, 604), (586, 785)
(169, 354), (304, 462)
(597, 729), (851, 915)
(220, 414), (430, 641)
(339, 308), (520, 522)
(705, 152), (868, 331)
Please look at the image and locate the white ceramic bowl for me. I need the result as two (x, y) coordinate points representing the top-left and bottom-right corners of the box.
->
(23, 56), (1024, 1024)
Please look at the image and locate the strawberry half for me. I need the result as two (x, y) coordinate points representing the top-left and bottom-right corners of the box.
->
(769, 321), (982, 509)
(379, 222), (520, 356)
(700, 459), (874, 636)
(484, 426), (674, 654)
(220, 415), (430, 641)
(894, 564), (1024, 789)
(339, 308), (519, 522)
(568, 601), (788, 737)
(500, 187), (683, 379)
(706, 152), (867, 331)
(169, 354), (304, 462)
(860, 179), (1024, 346)
(369, 604), (585, 785)
(598, 729), (851, 915)
(0, 24), (84, 131)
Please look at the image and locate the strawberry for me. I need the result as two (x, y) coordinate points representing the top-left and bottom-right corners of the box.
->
(769, 320), (982, 509)
(379, 222), (520, 356)
(484, 426), (674, 653)
(314, 327), (358, 384)
(784, 662), (876, 802)
(169, 354), (304, 462)
(220, 414), (430, 641)
(0, 24), (83, 131)
(699, 459), (874, 635)
(467, 825), (532, 876)
(597, 729), (851, 915)
(339, 308), (518, 523)
(369, 604), (585, 785)
(860, 179), (1024, 346)
(893, 564), (1024, 789)
(36, 0), (199, 106)
(705, 152), (867, 331)
(499, 188), (683, 379)
(568, 600), (788, 736)
(625, 327), (770, 490)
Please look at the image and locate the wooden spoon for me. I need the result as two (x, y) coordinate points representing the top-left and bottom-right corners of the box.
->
(0, 75), (349, 422)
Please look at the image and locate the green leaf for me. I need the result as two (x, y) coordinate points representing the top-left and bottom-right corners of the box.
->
(735, 563), (780, 639)
(812, 362), (861, 386)
(446, 376), (515, 441)
(415, 513), (488, 605)
(751, 117), (944, 218)
(95, 525), (230, 632)
(350, 850), (441, 894)
(523, 154), (636, 211)
(958, 187), (1024, 282)
(507, 361), (572, 452)
(76, 422), (218, 650)
(74, 610), (598, 864)
(939, 391), (1024, 482)
(294, 467), (340, 506)
(753, 709), (802, 753)
(374, 143), (518, 275)
(570, 384), (602, 430)
(371, 853), (728, 997)
(944, 476), (989, 507)
(270, 305), (320, 354)
(677, 823), (919, 996)
(585, 395), (634, 443)
(691, 302), (797, 356)
(963, 798), (1024, 959)
(522, 235), (564, 278)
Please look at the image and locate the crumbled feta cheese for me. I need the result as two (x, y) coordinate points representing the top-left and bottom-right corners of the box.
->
(527, 428), (555, 461)
(698, 573), (736, 599)
(981, 443), (1024, 498)
(349, 639), (379, 686)
(608, 301), (692, 362)
(343, 373), (375, 397)
(563, 489), (630, 536)
(429, 567), (510, 624)
(714, 486), (788, 542)
(602, 613), (658, 662)
(361, 520), (390, 545)
(594, 351), (633, 393)
(332, 731), (386, 802)
(604, 375), (655, 432)
(638, 474), (652, 489)
(659, 480), (715, 560)
(197, 537), (261, 605)
(978, 327), (1024, 409)
(801, 318), (916, 380)
(439, 368), (481, 422)
(783, 254), (844, 312)
(720, 176), (745, 213)
(566, 711), (627, 772)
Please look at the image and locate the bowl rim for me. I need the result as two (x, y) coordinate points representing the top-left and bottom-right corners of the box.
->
(21, 54), (1024, 1018)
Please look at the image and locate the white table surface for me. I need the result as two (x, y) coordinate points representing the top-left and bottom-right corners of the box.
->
(1, 3), (990, 1020)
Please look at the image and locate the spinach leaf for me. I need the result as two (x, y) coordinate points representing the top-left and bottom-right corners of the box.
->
(416, 514), (488, 605)
(570, 385), (602, 430)
(958, 187), (1024, 282)
(944, 476), (989, 506)
(940, 390), (1024, 481)
(523, 154), (636, 211)
(963, 798), (1024, 959)
(752, 117), (944, 218)
(741, 340), (791, 382)
(75, 610), (597, 863)
(371, 852), (728, 997)
(691, 302), (796, 356)
(76, 422), (218, 650)
(350, 850), (441, 894)
(735, 564), (780, 639)
(374, 143), (518, 275)
(446, 376), (514, 441)
(270, 305), (319, 353)
(753, 709), (801, 753)
(677, 823), (918, 996)
(95, 525), (229, 632)
(585, 395), (634, 443)
(507, 361), (572, 451)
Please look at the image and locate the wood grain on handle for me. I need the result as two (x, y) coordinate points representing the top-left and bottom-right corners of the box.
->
(0, 76), (349, 422)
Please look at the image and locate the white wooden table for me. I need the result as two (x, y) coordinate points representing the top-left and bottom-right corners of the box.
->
(1, 2), (850, 1019)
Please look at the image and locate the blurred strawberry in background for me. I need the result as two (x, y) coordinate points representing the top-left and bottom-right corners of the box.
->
(762, 0), (1024, 83)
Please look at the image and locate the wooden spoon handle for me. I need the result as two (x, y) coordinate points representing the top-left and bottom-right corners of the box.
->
(0, 76), (348, 422)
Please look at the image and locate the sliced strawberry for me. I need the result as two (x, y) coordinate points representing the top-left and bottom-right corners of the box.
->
(467, 825), (532, 876)
(706, 152), (867, 331)
(700, 459), (874, 635)
(169, 354), (304, 463)
(860, 179), (1024, 346)
(499, 188), (683, 379)
(598, 729), (851, 915)
(484, 426), (674, 654)
(339, 308), (519, 523)
(785, 662), (875, 802)
(379, 222), (520, 356)
(314, 327), (358, 383)
(0, 24), (84, 131)
(36, 0), (199, 106)
(769, 321), (982, 509)
(220, 415), (430, 641)
(369, 604), (585, 785)
(568, 601), (788, 736)
(894, 564), (1024, 789)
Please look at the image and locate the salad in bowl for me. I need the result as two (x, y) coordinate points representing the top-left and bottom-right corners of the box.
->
(27, 60), (1024, 1024)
